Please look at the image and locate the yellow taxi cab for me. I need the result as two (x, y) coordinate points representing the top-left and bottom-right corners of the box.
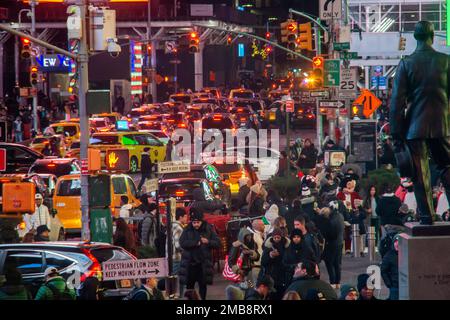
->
(89, 132), (166, 173)
(53, 173), (141, 234)
(229, 88), (255, 100)
(29, 135), (67, 157)
(92, 112), (122, 125)
(49, 122), (80, 146)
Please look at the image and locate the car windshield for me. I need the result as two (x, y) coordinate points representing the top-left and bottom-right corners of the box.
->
(202, 117), (233, 130)
(171, 95), (191, 103)
(90, 135), (119, 145)
(151, 132), (168, 139)
(232, 91), (254, 99)
(52, 125), (77, 136)
(30, 162), (80, 177)
(56, 179), (81, 196)
(193, 99), (217, 104)
(162, 172), (205, 180)
(130, 110), (146, 118)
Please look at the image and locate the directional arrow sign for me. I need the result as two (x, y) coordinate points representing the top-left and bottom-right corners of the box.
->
(158, 160), (191, 174)
(319, 100), (345, 108)
(353, 89), (382, 118)
(102, 258), (168, 281)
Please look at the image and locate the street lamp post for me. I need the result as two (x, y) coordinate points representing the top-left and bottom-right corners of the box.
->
(30, 0), (38, 133)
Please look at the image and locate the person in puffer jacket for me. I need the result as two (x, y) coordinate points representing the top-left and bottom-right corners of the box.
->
(228, 227), (260, 285)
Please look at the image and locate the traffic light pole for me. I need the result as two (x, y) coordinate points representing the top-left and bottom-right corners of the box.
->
(30, 0), (38, 133)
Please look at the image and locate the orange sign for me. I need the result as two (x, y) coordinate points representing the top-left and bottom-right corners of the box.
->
(312, 56), (324, 68)
(353, 89), (382, 118)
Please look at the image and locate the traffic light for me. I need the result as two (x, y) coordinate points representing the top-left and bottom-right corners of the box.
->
(312, 56), (324, 88)
(189, 31), (199, 53)
(21, 38), (31, 59)
(398, 36), (406, 51)
(265, 32), (271, 40)
(227, 35), (232, 45)
(30, 65), (39, 86)
(281, 19), (298, 60)
(298, 22), (313, 51)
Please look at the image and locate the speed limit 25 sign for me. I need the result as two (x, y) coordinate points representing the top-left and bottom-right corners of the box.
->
(339, 67), (357, 99)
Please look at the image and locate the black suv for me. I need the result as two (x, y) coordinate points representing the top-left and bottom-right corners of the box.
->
(0, 143), (44, 173)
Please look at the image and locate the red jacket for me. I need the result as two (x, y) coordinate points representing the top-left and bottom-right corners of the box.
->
(337, 191), (362, 210)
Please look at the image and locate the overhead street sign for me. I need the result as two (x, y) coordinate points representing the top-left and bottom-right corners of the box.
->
(102, 258), (168, 281)
(340, 51), (359, 60)
(35, 54), (71, 73)
(319, 100), (345, 108)
(319, 0), (342, 20)
(158, 161), (191, 174)
(333, 42), (350, 51)
(165, 41), (177, 54)
(371, 76), (387, 90)
(353, 89), (382, 118)
(324, 59), (340, 87)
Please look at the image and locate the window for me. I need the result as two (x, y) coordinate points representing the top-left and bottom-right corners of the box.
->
(90, 135), (119, 145)
(4, 251), (44, 275)
(44, 252), (74, 271)
(13, 147), (33, 160)
(112, 177), (127, 195)
(53, 125), (78, 136)
(90, 248), (134, 263)
(57, 179), (81, 196)
(122, 135), (138, 145)
(127, 177), (138, 198)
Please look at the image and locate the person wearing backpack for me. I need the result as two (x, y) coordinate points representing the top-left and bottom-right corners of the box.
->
(128, 277), (165, 301)
(293, 215), (322, 264)
(139, 202), (158, 246)
(35, 267), (76, 300)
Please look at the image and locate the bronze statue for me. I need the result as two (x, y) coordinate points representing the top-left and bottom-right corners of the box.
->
(390, 21), (450, 225)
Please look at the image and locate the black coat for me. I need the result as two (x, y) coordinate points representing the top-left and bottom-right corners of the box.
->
(285, 205), (303, 234)
(376, 195), (402, 226)
(140, 152), (153, 174)
(260, 236), (291, 288)
(178, 222), (220, 285)
(237, 185), (250, 209)
(297, 145), (318, 169)
(282, 242), (306, 284)
(321, 210), (345, 262)
(381, 249), (399, 289)
(249, 196), (265, 217)
(286, 276), (338, 300)
(390, 43), (450, 140)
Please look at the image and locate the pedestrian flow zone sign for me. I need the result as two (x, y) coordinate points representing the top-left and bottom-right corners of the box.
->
(324, 59), (340, 87)
(158, 160), (191, 174)
(102, 258), (168, 280)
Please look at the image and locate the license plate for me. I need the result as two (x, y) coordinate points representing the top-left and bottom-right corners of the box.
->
(119, 279), (132, 288)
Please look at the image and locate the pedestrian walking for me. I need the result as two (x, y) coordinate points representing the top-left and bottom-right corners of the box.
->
(35, 267), (76, 300)
(179, 209), (220, 300)
(282, 229), (305, 285)
(381, 234), (400, 300)
(23, 194), (51, 236)
(13, 116), (23, 142)
(297, 139), (318, 169)
(377, 183), (403, 228)
(293, 215), (321, 264)
(0, 267), (30, 300)
(113, 217), (137, 256)
(128, 277), (165, 300)
(34, 225), (50, 242)
(357, 273), (378, 301)
(137, 148), (154, 192)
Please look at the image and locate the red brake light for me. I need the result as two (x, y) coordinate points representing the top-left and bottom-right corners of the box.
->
(307, 114), (314, 119)
(178, 123), (187, 128)
(213, 115), (222, 121)
(47, 163), (56, 168)
(80, 249), (102, 282)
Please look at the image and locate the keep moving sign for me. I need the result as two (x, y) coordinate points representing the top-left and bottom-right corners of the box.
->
(102, 258), (168, 280)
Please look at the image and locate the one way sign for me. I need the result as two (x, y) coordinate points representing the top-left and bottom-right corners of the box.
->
(319, 100), (345, 108)
(320, 0), (342, 20)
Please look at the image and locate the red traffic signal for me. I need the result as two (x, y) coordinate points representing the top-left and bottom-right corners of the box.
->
(287, 23), (297, 32)
(22, 38), (30, 45)
(227, 36), (232, 45)
(21, 38), (31, 59)
(190, 32), (198, 39)
(265, 32), (271, 39)
(312, 56), (324, 68)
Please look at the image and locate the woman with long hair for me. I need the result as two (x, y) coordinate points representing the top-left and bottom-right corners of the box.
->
(363, 185), (380, 245)
(113, 218), (137, 256)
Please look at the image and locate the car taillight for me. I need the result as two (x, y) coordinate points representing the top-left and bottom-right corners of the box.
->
(240, 117), (246, 122)
(307, 114), (314, 119)
(175, 191), (185, 197)
(81, 249), (102, 282)
(178, 123), (187, 128)
(47, 163), (56, 168)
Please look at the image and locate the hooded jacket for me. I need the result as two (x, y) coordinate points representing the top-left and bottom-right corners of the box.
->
(381, 246), (399, 290)
(178, 221), (220, 285)
(376, 194), (402, 226)
(34, 276), (76, 300)
(0, 284), (30, 300)
(260, 236), (291, 288)
(228, 228), (260, 274)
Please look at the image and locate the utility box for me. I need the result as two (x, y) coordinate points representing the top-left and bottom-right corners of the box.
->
(90, 208), (113, 244)
(89, 8), (117, 51)
(88, 174), (111, 208)
(2, 183), (35, 213)
(88, 148), (101, 171)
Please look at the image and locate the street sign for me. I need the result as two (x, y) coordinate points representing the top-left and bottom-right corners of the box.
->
(102, 258), (168, 281)
(145, 178), (159, 193)
(158, 161), (191, 174)
(324, 59), (340, 87)
(310, 90), (330, 98)
(333, 42), (350, 51)
(169, 59), (182, 64)
(165, 41), (177, 54)
(353, 89), (382, 118)
(339, 67), (358, 99)
(371, 76), (387, 90)
(319, 0), (342, 20)
(339, 51), (359, 60)
(35, 54), (70, 73)
(319, 100), (345, 108)
(286, 100), (294, 112)
(0, 122), (7, 143)
(0, 148), (6, 171)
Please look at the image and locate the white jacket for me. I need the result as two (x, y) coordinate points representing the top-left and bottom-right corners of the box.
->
(26, 205), (51, 232)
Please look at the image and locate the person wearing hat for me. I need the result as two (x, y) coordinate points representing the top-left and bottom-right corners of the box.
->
(390, 20), (450, 226)
(285, 260), (337, 300)
(35, 267), (76, 300)
(244, 275), (275, 300)
(260, 227), (290, 300)
(34, 225), (51, 242)
(23, 193), (51, 237)
(377, 183), (403, 228)
(339, 284), (359, 300)
(381, 234), (400, 300)
(178, 208), (220, 300)
(283, 229), (306, 285)
(356, 273), (378, 301)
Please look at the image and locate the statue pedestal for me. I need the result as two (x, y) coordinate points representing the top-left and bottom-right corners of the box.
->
(399, 222), (450, 300)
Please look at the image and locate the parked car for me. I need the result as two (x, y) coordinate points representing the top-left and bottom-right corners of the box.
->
(0, 143), (44, 173)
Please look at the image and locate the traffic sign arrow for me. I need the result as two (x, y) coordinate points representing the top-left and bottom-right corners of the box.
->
(319, 100), (345, 108)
